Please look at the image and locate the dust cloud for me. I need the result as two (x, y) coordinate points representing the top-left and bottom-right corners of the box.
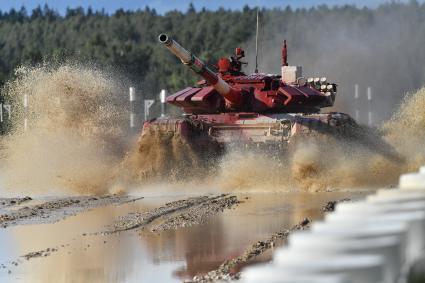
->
(0, 64), (130, 195)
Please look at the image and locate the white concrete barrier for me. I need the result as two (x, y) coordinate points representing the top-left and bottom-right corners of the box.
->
(285, 235), (402, 282)
(325, 211), (425, 261)
(399, 173), (425, 190)
(240, 166), (425, 283)
(273, 253), (384, 283)
(241, 265), (350, 283)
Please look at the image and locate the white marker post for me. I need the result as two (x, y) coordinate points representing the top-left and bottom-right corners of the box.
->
(354, 84), (359, 122)
(144, 99), (154, 121)
(129, 87), (136, 129)
(23, 94), (29, 131)
(367, 87), (372, 126)
(0, 104), (11, 123)
(3, 104), (11, 120)
(160, 89), (167, 117)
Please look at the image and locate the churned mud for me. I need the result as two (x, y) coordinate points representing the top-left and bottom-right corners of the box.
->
(109, 194), (240, 233)
(0, 196), (32, 209)
(321, 198), (351, 212)
(0, 195), (143, 228)
(22, 247), (59, 261)
(151, 195), (240, 232)
(189, 218), (311, 283)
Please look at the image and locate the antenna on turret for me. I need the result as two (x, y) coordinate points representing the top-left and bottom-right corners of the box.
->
(254, 9), (259, 73)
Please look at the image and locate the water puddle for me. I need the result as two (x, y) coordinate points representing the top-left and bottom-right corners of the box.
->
(0, 190), (371, 282)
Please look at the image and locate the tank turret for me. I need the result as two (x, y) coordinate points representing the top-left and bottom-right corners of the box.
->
(140, 32), (361, 154)
(158, 33), (336, 115)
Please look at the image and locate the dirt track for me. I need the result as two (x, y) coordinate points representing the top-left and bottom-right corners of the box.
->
(0, 196), (32, 209)
(0, 195), (143, 228)
(108, 194), (240, 233)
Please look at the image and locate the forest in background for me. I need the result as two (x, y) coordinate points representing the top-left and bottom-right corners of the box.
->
(0, 1), (424, 129)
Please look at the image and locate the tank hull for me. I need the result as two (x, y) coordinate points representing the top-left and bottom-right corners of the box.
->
(141, 112), (358, 149)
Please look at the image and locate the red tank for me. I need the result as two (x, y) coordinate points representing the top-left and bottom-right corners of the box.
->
(132, 33), (402, 182)
(141, 33), (360, 154)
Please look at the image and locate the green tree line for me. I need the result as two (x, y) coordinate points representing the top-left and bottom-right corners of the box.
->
(0, 4), (257, 95)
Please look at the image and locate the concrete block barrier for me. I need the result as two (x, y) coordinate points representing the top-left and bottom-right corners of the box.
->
(241, 265), (351, 283)
(284, 235), (402, 282)
(240, 166), (425, 283)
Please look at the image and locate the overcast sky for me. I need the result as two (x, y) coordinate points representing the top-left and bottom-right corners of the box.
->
(0, 0), (416, 14)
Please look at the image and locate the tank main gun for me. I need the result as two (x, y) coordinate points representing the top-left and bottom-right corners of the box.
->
(158, 33), (243, 107)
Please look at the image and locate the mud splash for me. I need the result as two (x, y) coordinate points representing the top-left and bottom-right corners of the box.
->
(217, 139), (401, 192)
(1, 62), (425, 194)
(113, 86), (425, 192)
(383, 87), (425, 171)
(217, 88), (425, 192)
(112, 125), (222, 190)
(1, 64), (129, 195)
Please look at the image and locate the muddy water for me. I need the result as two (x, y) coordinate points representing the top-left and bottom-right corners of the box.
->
(0, 190), (370, 283)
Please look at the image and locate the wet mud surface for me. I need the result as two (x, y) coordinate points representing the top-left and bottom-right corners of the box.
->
(0, 190), (371, 283)
(22, 247), (59, 260)
(0, 196), (32, 209)
(321, 198), (351, 212)
(109, 194), (240, 233)
(0, 195), (143, 228)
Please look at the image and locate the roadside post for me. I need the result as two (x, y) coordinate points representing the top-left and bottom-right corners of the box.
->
(160, 89), (167, 117)
(354, 84), (359, 122)
(367, 87), (372, 126)
(129, 87), (136, 129)
(144, 99), (154, 122)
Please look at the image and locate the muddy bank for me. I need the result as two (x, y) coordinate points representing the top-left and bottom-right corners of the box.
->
(321, 198), (351, 212)
(22, 247), (59, 261)
(151, 195), (240, 232)
(0, 196), (32, 209)
(189, 218), (311, 282)
(0, 195), (142, 228)
(109, 194), (240, 233)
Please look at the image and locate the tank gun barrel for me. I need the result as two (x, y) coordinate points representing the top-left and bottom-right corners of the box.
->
(158, 33), (242, 106)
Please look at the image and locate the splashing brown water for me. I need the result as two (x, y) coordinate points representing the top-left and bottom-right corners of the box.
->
(216, 136), (401, 192)
(1, 63), (425, 194)
(1, 64), (129, 195)
(383, 88), (425, 171)
(111, 122), (226, 193)
(217, 88), (425, 192)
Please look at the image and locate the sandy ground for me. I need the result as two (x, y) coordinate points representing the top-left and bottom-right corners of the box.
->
(0, 189), (371, 283)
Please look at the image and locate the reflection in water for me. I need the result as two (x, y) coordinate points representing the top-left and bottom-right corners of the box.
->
(0, 191), (369, 282)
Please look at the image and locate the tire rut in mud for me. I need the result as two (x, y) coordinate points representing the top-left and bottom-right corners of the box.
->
(151, 195), (240, 232)
(107, 194), (240, 233)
